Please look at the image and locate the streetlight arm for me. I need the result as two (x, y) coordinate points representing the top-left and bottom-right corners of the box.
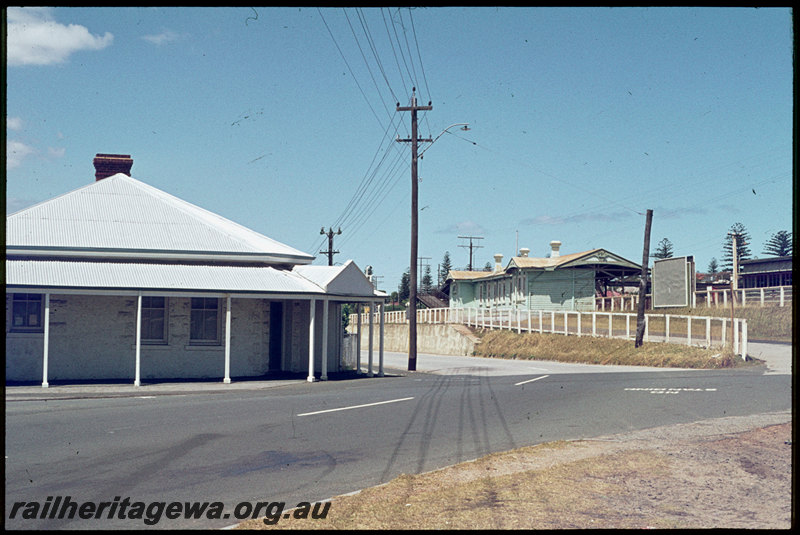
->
(418, 123), (470, 158)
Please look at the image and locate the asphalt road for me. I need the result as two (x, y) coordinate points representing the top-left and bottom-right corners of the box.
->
(4, 349), (791, 530)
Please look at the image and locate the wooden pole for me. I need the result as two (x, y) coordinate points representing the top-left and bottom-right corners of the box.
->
(635, 209), (653, 348)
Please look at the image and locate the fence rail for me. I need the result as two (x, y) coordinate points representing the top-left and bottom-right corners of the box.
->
(595, 285), (791, 310)
(352, 306), (748, 357)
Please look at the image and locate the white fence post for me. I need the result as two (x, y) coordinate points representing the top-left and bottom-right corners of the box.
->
(741, 320), (748, 359)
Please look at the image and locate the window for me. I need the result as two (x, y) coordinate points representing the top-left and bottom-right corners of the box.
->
(190, 297), (220, 344)
(11, 293), (43, 332)
(141, 296), (167, 343)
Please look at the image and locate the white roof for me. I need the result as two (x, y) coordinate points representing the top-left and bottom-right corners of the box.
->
(6, 259), (384, 300)
(5, 259), (320, 295)
(293, 260), (387, 297)
(6, 173), (314, 265)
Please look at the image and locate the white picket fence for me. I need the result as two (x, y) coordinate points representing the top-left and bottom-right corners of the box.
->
(354, 307), (748, 358)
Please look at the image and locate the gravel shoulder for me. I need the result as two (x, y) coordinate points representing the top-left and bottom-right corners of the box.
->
(237, 410), (793, 530)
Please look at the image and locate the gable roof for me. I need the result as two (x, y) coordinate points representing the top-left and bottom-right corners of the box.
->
(6, 173), (313, 265)
(447, 248), (641, 283)
(293, 260), (386, 298)
(507, 248), (640, 272)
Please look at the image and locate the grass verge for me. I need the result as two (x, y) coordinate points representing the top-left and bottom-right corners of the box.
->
(650, 305), (793, 343)
(471, 330), (746, 369)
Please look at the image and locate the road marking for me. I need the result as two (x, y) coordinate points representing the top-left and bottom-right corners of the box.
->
(515, 375), (550, 386)
(625, 387), (717, 395)
(297, 397), (415, 417)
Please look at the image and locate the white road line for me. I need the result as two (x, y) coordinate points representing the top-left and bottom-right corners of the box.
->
(515, 375), (550, 386)
(297, 397), (415, 417)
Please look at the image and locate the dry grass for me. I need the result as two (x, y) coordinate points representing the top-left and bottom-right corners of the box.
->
(471, 330), (744, 369)
(652, 305), (793, 342)
(235, 422), (792, 530)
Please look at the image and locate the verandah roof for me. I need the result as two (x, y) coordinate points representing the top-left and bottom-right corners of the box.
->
(5, 259), (384, 300)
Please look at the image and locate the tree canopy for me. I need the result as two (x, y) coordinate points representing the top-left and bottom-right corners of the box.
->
(721, 222), (752, 271)
(763, 230), (792, 257)
(652, 237), (674, 260)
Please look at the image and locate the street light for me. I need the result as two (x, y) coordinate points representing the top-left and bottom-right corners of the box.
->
(406, 122), (469, 371)
(418, 123), (470, 158)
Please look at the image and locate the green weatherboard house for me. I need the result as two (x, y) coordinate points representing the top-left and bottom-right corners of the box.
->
(446, 241), (642, 312)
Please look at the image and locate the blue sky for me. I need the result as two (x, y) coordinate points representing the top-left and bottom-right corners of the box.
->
(5, 7), (794, 293)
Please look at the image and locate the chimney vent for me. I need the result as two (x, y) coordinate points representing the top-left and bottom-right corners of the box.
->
(550, 240), (562, 258)
(494, 253), (504, 272)
(519, 247), (530, 258)
(93, 153), (133, 181)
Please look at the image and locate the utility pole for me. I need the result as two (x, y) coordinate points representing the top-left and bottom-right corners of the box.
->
(458, 235), (484, 271)
(635, 209), (653, 348)
(729, 232), (739, 348)
(396, 87), (432, 372)
(320, 227), (342, 266)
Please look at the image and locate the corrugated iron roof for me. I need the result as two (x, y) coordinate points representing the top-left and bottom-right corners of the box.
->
(6, 173), (313, 264)
(447, 270), (497, 281)
(5, 259), (325, 295)
(293, 260), (386, 297)
(508, 249), (603, 269)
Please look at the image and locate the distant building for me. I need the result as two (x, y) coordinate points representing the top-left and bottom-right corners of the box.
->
(6, 154), (384, 386)
(738, 256), (793, 288)
(446, 241), (641, 312)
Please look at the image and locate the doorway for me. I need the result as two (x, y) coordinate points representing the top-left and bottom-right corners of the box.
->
(268, 301), (283, 371)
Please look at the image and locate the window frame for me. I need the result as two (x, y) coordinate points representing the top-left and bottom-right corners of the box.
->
(10, 293), (44, 333)
(141, 296), (168, 344)
(189, 297), (221, 345)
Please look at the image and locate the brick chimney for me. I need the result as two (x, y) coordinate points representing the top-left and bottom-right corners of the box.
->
(93, 153), (133, 181)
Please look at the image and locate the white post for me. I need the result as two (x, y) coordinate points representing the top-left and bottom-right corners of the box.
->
(578, 312), (582, 338)
(321, 298), (329, 381)
(564, 311), (569, 335)
(527, 308), (531, 333)
(224, 295), (232, 384)
(368, 301), (374, 377)
(760, 288), (765, 307)
(42, 293), (50, 388)
(538, 310), (543, 333)
(665, 315), (670, 344)
(134, 293), (142, 387)
(608, 313), (612, 338)
(687, 316), (692, 346)
(625, 314), (630, 340)
(517, 309), (521, 334)
(644, 315), (649, 342)
(706, 317), (711, 348)
(379, 302), (385, 377)
(550, 311), (555, 333)
(741, 320), (748, 359)
(722, 318), (727, 346)
(592, 312), (596, 337)
(734, 318), (740, 355)
(780, 287), (785, 307)
(307, 298), (316, 382)
(741, 289), (746, 307)
(356, 304), (362, 374)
